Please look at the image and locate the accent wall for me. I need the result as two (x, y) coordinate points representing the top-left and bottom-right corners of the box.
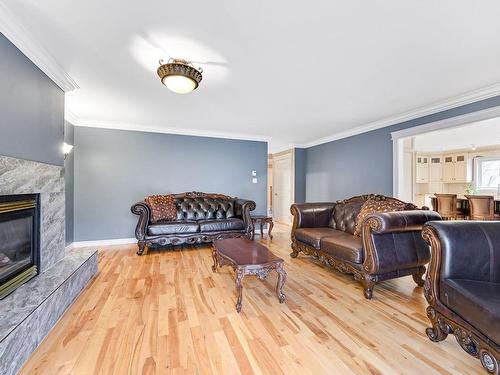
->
(0, 33), (64, 167)
(73, 126), (268, 241)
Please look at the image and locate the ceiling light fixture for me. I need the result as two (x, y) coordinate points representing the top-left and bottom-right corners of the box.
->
(157, 58), (203, 94)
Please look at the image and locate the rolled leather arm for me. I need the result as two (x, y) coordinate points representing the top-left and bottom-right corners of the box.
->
(235, 198), (256, 227)
(131, 202), (151, 241)
(290, 203), (336, 229)
(364, 210), (442, 234)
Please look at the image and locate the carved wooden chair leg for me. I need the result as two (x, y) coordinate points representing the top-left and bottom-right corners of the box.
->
(425, 307), (449, 342)
(360, 275), (376, 299)
(137, 241), (146, 256)
(412, 266), (426, 287)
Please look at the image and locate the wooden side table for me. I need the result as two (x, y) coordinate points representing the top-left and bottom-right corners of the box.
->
(251, 215), (274, 240)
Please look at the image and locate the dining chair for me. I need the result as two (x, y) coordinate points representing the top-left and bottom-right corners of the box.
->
(434, 194), (462, 220)
(465, 195), (499, 220)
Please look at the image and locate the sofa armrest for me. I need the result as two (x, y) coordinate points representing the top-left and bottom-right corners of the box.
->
(235, 199), (256, 235)
(365, 210), (442, 234)
(361, 210), (441, 275)
(131, 202), (151, 241)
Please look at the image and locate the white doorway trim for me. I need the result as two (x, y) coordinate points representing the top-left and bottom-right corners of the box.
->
(391, 105), (500, 198)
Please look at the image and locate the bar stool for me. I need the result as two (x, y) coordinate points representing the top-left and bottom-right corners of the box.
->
(434, 194), (463, 220)
(465, 195), (499, 220)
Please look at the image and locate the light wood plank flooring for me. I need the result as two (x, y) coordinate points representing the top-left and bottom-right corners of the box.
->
(20, 225), (478, 374)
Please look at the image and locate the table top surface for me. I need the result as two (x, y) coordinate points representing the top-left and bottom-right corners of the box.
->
(213, 238), (282, 266)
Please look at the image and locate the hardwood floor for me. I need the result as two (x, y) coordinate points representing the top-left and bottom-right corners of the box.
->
(20, 225), (478, 375)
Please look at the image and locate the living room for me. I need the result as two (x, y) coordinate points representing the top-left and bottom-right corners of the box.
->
(0, 1), (499, 374)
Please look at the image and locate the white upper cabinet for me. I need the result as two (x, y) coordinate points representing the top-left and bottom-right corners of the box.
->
(429, 156), (443, 182)
(415, 155), (429, 183)
(440, 153), (471, 183)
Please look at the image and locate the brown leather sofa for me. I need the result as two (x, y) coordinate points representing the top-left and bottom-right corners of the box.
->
(290, 194), (441, 299)
(131, 192), (256, 255)
(422, 221), (499, 374)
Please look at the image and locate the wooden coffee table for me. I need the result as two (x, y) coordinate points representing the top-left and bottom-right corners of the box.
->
(212, 238), (286, 313)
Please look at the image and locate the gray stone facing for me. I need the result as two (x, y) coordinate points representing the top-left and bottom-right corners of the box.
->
(0, 155), (65, 271)
(0, 249), (98, 375)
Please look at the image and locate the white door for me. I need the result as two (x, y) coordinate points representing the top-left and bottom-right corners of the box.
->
(273, 153), (293, 224)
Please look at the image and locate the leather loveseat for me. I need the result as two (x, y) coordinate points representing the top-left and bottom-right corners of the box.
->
(290, 194), (441, 299)
(422, 221), (499, 374)
(131, 192), (255, 255)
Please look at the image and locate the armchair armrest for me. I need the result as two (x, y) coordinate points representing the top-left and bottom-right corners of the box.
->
(423, 221), (500, 282)
(131, 202), (151, 241)
(361, 210), (441, 275)
(365, 210), (442, 234)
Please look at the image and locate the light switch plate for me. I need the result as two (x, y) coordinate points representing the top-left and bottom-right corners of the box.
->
(252, 177), (258, 183)
(252, 170), (257, 177)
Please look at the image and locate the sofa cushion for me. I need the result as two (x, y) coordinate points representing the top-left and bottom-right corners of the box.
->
(147, 221), (200, 236)
(295, 227), (338, 249)
(199, 218), (245, 232)
(146, 195), (177, 223)
(441, 279), (500, 344)
(320, 232), (364, 264)
(354, 198), (407, 237)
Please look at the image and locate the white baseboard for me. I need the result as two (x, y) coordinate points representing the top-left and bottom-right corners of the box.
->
(69, 238), (136, 248)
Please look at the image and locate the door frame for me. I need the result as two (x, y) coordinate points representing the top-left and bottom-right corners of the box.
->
(391, 105), (500, 199)
(272, 149), (295, 224)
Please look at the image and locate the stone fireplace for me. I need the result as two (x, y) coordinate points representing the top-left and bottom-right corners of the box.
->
(0, 194), (40, 299)
(0, 156), (97, 375)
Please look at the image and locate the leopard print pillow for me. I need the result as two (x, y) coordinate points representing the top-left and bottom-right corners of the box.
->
(145, 195), (177, 223)
(354, 198), (407, 237)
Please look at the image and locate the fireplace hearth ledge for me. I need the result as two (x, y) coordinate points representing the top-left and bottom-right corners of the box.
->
(0, 248), (98, 375)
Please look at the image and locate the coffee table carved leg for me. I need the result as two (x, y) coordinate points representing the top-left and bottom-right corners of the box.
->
(268, 220), (274, 240)
(211, 246), (218, 272)
(260, 221), (264, 237)
(235, 268), (245, 313)
(276, 263), (286, 303)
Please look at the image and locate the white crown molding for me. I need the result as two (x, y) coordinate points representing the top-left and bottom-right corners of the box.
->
(0, 3), (78, 92)
(64, 110), (79, 125)
(71, 238), (136, 248)
(67, 116), (271, 143)
(302, 83), (500, 148)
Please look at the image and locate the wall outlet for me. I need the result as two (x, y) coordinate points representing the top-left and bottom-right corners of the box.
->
(252, 177), (258, 184)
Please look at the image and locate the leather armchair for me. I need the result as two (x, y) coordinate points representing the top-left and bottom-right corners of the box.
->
(131, 192), (256, 255)
(290, 194), (441, 299)
(422, 221), (499, 375)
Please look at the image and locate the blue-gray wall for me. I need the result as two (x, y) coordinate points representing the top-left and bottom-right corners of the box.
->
(73, 127), (267, 241)
(0, 33), (64, 167)
(294, 148), (306, 203)
(305, 96), (500, 202)
(64, 121), (74, 245)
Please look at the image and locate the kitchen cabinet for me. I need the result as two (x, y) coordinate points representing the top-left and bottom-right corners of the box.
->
(429, 156), (443, 182)
(415, 155), (429, 183)
(442, 154), (470, 183)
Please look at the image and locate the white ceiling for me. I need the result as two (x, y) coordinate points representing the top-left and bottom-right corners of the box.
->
(4, 0), (500, 151)
(413, 117), (500, 152)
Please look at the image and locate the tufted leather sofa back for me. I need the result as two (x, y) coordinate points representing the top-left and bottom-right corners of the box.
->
(173, 193), (235, 221)
(328, 195), (416, 235)
(329, 198), (364, 234)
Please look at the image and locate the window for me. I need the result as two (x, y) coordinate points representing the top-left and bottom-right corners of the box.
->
(476, 156), (500, 191)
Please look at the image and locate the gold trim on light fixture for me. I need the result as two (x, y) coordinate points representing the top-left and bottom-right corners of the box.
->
(157, 58), (203, 94)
